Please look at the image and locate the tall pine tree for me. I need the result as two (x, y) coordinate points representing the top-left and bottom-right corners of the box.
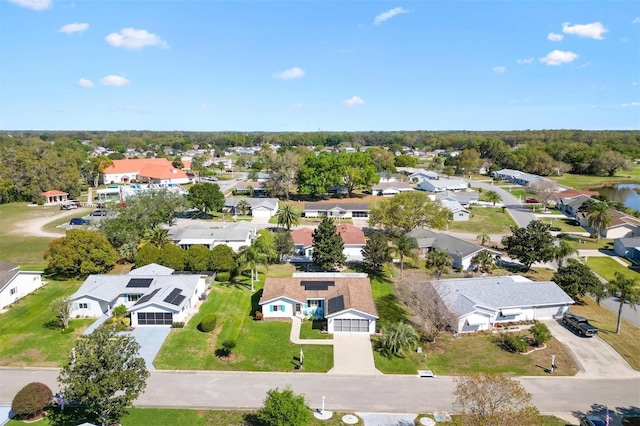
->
(312, 217), (346, 271)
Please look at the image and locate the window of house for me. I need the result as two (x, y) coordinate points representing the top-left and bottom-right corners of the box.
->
(79, 303), (89, 309)
(125, 294), (141, 302)
(10, 287), (17, 295)
(307, 299), (323, 308)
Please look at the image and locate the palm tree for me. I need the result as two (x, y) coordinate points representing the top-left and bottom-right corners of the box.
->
(276, 204), (301, 230)
(471, 250), (495, 273)
(425, 250), (452, 277)
(587, 202), (614, 241)
(376, 322), (419, 358)
(553, 240), (577, 267)
(476, 231), (490, 246)
(485, 190), (502, 206)
(140, 226), (171, 248)
(607, 272), (640, 334)
(238, 236), (272, 291)
(236, 200), (251, 216)
(393, 234), (418, 276)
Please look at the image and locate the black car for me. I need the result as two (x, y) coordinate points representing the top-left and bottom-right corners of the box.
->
(69, 218), (90, 226)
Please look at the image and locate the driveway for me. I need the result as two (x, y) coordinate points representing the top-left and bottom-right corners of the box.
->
(356, 412), (416, 426)
(329, 333), (381, 376)
(129, 327), (171, 371)
(543, 319), (639, 378)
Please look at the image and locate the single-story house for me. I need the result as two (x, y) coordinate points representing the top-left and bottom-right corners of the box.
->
(440, 199), (469, 221)
(417, 179), (468, 193)
(225, 197), (279, 218)
(409, 170), (438, 183)
(371, 182), (415, 197)
(432, 275), (574, 333)
(102, 158), (190, 185)
(290, 224), (366, 262)
(377, 172), (405, 183)
(169, 221), (258, 252)
(556, 194), (592, 217)
(613, 237), (640, 262)
(303, 202), (371, 219)
(259, 272), (378, 333)
(492, 169), (550, 186)
(40, 190), (68, 205)
(434, 190), (479, 207)
(406, 228), (500, 270)
(577, 209), (640, 239)
(69, 263), (206, 326)
(0, 261), (44, 310)
(234, 181), (268, 197)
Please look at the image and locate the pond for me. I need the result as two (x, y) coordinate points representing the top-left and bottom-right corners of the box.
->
(597, 183), (640, 211)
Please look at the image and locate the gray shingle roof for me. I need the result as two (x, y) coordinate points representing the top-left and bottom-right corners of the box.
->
(225, 197), (278, 210)
(406, 228), (499, 258)
(616, 237), (640, 248)
(170, 221), (256, 242)
(304, 202), (371, 211)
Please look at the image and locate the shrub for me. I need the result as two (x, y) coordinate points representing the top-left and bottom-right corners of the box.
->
(530, 322), (551, 346)
(198, 314), (217, 332)
(12, 382), (53, 419)
(113, 304), (127, 317)
(550, 226), (561, 232)
(216, 272), (230, 282)
(219, 339), (237, 357)
(501, 334), (528, 353)
(254, 311), (264, 321)
(171, 322), (185, 328)
(61, 327), (75, 334)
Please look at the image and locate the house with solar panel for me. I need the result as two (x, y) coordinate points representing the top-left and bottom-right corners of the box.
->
(69, 263), (206, 326)
(259, 273), (378, 333)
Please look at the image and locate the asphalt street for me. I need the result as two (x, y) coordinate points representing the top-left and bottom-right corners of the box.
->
(0, 368), (638, 417)
(465, 179), (537, 228)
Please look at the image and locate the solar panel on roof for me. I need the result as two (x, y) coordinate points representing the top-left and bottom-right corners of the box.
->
(127, 278), (153, 288)
(163, 288), (186, 306)
(301, 280), (334, 291)
(327, 295), (345, 314)
(134, 288), (160, 305)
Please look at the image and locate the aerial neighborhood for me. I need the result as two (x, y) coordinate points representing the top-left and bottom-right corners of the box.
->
(0, 129), (639, 426)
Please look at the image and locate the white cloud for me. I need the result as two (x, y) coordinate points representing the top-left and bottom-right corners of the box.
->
(7, 0), (51, 11)
(633, 82), (638, 86)
(344, 96), (365, 107)
(197, 103), (209, 109)
(373, 7), (409, 25)
(100, 75), (130, 86)
(122, 106), (147, 113)
(632, 17), (640, 24)
(516, 57), (534, 64)
(492, 66), (506, 74)
(539, 50), (579, 66)
(562, 21), (608, 40)
(273, 67), (305, 80)
(292, 102), (304, 109)
(547, 32), (564, 42)
(59, 23), (89, 34)
(105, 28), (168, 49)
(621, 102), (640, 107)
(77, 78), (94, 88)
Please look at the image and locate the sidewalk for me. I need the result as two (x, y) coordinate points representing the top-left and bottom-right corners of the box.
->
(289, 316), (333, 345)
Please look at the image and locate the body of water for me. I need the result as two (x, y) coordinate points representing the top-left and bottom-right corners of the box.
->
(597, 183), (640, 211)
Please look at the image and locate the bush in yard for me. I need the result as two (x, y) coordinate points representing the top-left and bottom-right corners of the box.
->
(113, 304), (127, 317)
(257, 386), (313, 426)
(530, 322), (551, 346)
(216, 271), (230, 282)
(219, 340), (237, 357)
(11, 382), (53, 419)
(171, 322), (185, 328)
(255, 311), (264, 321)
(198, 314), (217, 332)
(501, 333), (528, 353)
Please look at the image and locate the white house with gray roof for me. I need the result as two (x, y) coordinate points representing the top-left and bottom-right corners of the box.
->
(69, 263), (206, 326)
(432, 275), (574, 333)
(493, 169), (550, 186)
(434, 190), (479, 207)
(417, 178), (468, 193)
(224, 197), (279, 218)
(169, 221), (257, 252)
(0, 261), (44, 310)
(440, 199), (469, 221)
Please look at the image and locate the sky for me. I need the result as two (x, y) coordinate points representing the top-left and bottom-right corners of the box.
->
(1, 0), (639, 132)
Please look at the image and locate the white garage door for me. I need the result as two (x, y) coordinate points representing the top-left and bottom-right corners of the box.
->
(334, 318), (369, 332)
(251, 209), (272, 218)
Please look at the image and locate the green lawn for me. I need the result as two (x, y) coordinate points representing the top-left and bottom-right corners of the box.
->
(549, 172), (639, 189)
(299, 320), (332, 339)
(585, 257), (640, 282)
(558, 234), (614, 250)
(539, 217), (585, 233)
(0, 279), (93, 366)
(154, 275), (333, 372)
(447, 207), (516, 234)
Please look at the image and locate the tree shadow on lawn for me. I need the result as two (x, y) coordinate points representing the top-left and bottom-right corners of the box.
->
(219, 272), (253, 291)
(250, 289), (263, 317)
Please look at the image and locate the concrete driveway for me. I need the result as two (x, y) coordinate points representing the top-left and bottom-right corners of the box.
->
(329, 333), (381, 375)
(129, 327), (171, 371)
(543, 319), (639, 378)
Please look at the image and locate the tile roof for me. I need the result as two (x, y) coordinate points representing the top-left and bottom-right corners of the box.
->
(41, 190), (68, 196)
(138, 164), (189, 180)
(103, 158), (175, 174)
(556, 189), (599, 198)
(291, 228), (314, 247)
(260, 274), (378, 317)
(336, 224), (366, 245)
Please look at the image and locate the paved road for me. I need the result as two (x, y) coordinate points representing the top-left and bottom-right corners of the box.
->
(466, 179), (536, 228)
(0, 368), (638, 417)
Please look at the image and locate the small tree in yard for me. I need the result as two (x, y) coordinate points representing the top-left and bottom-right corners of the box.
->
(375, 322), (419, 358)
(49, 297), (71, 329)
(312, 217), (346, 271)
(257, 386), (313, 426)
(362, 232), (391, 274)
(218, 339), (237, 358)
(501, 221), (555, 271)
(11, 382), (53, 420)
(453, 373), (542, 426)
(530, 322), (551, 346)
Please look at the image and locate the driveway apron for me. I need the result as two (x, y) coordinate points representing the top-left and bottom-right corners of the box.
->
(329, 333), (381, 375)
(129, 327), (171, 371)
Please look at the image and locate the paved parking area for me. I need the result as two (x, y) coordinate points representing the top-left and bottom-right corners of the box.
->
(129, 327), (171, 371)
(543, 319), (639, 378)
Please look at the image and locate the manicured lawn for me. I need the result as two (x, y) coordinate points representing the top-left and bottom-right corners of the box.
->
(299, 320), (332, 339)
(0, 279), (93, 366)
(549, 172), (638, 189)
(571, 297), (640, 371)
(374, 331), (578, 376)
(447, 207), (516, 234)
(539, 217), (585, 233)
(558, 234), (614, 250)
(586, 257), (640, 282)
(154, 275), (333, 372)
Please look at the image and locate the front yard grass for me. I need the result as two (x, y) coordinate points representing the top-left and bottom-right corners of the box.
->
(299, 320), (332, 339)
(154, 275), (333, 372)
(586, 257), (640, 282)
(570, 297), (640, 370)
(446, 207), (516, 234)
(558, 234), (613, 251)
(539, 217), (585, 233)
(549, 172), (638, 189)
(0, 280), (93, 366)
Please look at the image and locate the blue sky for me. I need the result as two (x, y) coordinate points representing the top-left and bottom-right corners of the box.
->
(1, 0), (639, 131)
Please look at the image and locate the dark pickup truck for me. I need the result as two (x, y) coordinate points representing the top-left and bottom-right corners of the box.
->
(563, 313), (598, 337)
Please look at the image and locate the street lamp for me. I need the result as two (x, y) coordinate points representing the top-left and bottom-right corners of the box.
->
(321, 396), (325, 415)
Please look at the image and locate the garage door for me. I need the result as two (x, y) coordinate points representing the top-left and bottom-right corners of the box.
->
(334, 319), (369, 332)
(137, 312), (173, 325)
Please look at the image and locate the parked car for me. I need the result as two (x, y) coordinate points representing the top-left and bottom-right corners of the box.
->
(580, 415), (606, 426)
(90, 209), (107, 217)
(525, 197), (539, 203)
(68, 200), (82, 207)
(60, 203), (78, 210)
(69, 217), (91, 226)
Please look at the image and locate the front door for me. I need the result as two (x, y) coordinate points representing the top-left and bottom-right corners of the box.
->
(295, 304), (302, 314)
